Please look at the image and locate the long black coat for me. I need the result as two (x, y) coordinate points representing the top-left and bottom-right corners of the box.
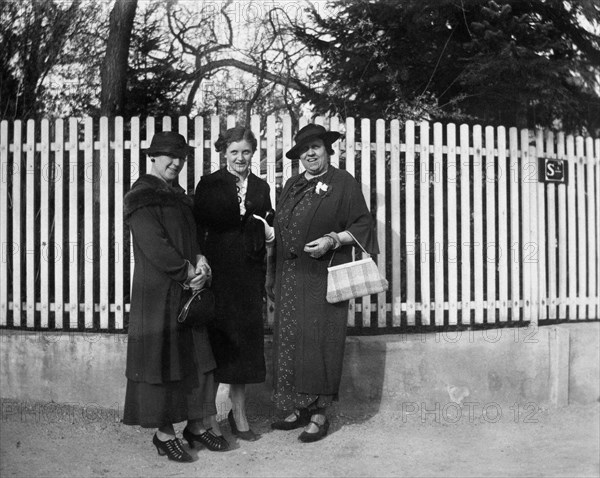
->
(124, 175), (215, 384)
(273, 167), (379, 395)
(194, 168), (272, 383)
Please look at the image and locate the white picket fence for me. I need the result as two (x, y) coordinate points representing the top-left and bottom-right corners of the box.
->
(0, 115), (598, 332)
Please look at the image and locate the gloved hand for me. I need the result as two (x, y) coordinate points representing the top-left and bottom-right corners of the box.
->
(252, 214), (275, 244)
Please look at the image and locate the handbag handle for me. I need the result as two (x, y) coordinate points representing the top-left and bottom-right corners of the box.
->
(327, 231), (369, 267)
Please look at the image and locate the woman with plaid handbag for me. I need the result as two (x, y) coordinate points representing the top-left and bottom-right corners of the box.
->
(269, 124), (379, 443)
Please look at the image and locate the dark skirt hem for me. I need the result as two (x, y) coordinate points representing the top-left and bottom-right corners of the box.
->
(123, 370), (217, 428)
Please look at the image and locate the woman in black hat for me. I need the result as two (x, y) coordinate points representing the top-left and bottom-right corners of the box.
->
(123, 131), (229, 462)
(269, 124), (379, 442)
(193, 126), (274, 442)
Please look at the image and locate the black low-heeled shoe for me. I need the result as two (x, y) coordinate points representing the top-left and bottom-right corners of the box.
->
(298, 418), (330, 443)
(271, 408), (311, 431)
(228, 409), (259, 441)
(152, 433), (194, 462)
(183, 426), (230, 452)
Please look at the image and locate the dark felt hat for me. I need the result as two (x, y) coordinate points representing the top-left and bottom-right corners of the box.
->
(142, 131), (194, 158)
(285, 124), (341, 159)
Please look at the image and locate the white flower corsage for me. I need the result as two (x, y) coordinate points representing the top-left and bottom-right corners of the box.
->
(315, 181), (329, 195)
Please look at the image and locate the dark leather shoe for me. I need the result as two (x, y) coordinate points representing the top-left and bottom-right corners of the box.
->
(183, 426), (230, 452)
(228, 410), (259, 441)
(298, 418), (330, 443)
(153, 433), (193, 462)
(271, 408), (311, 431)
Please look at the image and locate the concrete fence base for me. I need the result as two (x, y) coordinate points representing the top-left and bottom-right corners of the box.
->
(1, 323), (598, 420)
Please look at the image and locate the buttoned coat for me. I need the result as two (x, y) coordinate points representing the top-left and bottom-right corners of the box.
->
(193, 168), (272, 383)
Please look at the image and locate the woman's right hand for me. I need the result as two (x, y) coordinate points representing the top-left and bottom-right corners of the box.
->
(303, 236), (335, 259)
(252, 214), (275, 243)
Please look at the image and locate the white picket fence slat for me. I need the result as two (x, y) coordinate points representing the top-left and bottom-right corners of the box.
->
(405, 120), (416, 325)
(446, 123), (458, 326)
(460, 124), (472, 324)
(54, 119), (65, 328)
(0, 121), (8, 325)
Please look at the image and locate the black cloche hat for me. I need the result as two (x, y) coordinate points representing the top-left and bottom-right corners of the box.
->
(142, 131), (194, 158)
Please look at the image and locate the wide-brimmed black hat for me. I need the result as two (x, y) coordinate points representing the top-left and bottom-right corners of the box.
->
(285, 124), (341, 159)
(142, 131), (194, 158)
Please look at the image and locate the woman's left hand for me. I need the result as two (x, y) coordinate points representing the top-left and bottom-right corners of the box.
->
(303, 237), (334, 259)
(189, 258), (210, 290)
(195, 254), (211, 275)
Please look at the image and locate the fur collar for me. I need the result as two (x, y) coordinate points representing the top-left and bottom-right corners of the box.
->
(124, 174), (192, 220)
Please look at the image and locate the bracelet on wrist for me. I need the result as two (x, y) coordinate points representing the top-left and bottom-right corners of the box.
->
(324, 232), (341, 250)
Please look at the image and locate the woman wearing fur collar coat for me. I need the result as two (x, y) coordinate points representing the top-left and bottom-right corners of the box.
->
(123, 132), (230, 462)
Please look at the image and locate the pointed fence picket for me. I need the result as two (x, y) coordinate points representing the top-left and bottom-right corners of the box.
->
(0, 115), (598, 333)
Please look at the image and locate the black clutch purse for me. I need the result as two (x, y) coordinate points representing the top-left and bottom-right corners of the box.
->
(177, 287), (216, 328)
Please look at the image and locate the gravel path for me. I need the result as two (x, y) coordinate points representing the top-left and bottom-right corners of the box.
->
(1, 400), (598, 477)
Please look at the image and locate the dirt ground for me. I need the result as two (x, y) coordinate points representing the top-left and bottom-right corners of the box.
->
(1, 400), (598, 478)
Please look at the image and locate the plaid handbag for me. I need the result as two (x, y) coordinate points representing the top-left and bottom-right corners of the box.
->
(326, 232), (388, 303)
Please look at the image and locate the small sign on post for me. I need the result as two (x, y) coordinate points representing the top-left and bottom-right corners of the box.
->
(539, 158), (568, 184)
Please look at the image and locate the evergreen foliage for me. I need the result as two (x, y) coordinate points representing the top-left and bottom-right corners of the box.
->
(295, 0), (600, 133)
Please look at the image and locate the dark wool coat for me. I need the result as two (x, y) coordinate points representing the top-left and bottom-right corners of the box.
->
(273, 167), (379, 395)
(124, 174), (215, 384)
(193, 168), (272, 383)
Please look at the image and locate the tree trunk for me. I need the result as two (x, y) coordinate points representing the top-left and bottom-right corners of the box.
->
(100, 0), (137, 117)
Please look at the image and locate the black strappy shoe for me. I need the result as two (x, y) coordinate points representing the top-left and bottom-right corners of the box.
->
(183, 426), (230, 452)
(298, 417), (330, 443)
(271, 408), (311, 430)
(152, 433), (194, 462)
